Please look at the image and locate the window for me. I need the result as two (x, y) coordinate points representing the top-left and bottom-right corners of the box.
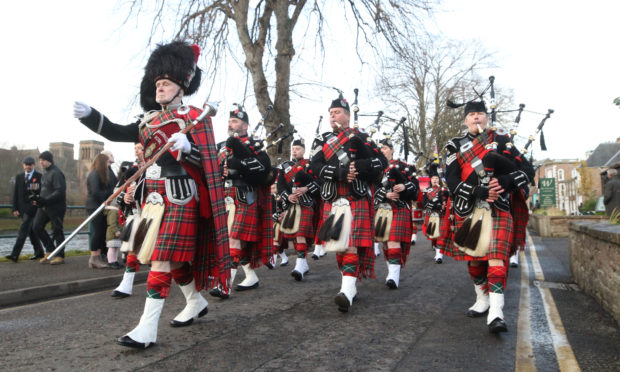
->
(558, 169), (565, 181)
(547, 169), (553, 178)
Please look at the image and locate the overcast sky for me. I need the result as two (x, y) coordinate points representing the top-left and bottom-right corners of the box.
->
(1, 0), (618, 166)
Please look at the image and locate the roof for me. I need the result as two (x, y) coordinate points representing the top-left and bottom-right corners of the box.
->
(586, 142), (620, 167)
(603, 150), (620, 167)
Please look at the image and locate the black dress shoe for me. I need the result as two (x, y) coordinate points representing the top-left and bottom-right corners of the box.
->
(30, 255), (44, 261)
(235, 282), (259, 291)
(334, 293), (351, 313)
(385, 279), (397, 289)
(5, 255), (18, 263)
(170, 306), (208, 327)
(266, 262), (274, 270)
(280, 261), (289, 266)
(209, 288), (230, 299)
(108, 261), (124, 269)
(116, 335), (153, 349)
(466, 308), (488, 318)
(435, 258), (443, 264)
(111, 290), (131, 299)
(311, 253), (319, 260)
(488, 318), (508, 333)
(291, 269), (309, 282)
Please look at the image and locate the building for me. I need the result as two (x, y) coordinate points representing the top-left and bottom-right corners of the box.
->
(533, 159), (583, 215)
(78, 140), (105, 194)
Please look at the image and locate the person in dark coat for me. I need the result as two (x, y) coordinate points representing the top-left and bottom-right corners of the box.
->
(32, 151), (67, 265)
(5, 157), (44, 262)
(604, 168), (620, 216)
(85, 153), (115, 268)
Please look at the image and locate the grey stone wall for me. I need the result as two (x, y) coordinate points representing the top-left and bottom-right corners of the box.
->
(529, 214), (605, 237)
(569, 221), (620, 324)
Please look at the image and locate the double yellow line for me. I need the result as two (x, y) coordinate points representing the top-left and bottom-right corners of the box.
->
(515, 233), (581, 372)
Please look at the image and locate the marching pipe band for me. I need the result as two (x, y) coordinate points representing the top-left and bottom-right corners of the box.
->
(73, 66), (552, 350)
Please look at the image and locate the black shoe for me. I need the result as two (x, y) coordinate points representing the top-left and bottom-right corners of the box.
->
(291, 270), (308, 282)
(488, 318), (508, 333)
(435, 258), (443, 264)
(108, 261), (124, 269)
(5, 255), (18, 263)
(385, 279), (397, 289)
(280, 261), (289, 266)
(116, 335), (153, 349)
(30, 255), (43, 261)
(510, 262), (518, 268)
(311, 254), (319, 260)
(235, 282), (259, 291)
(334, 293), (351, 313)
(170, 306), (208, 327)
(466, 308), (488, 318)
(209, 287), (229, 299)
(266, 262), (274, 270)
(111, 290), (130, 299)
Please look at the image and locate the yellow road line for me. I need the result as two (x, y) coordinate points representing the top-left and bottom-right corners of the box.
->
(527, 234), (581, 372)
(516, 243), (537, 372)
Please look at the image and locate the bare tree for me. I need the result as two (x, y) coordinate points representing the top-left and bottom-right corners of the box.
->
(124, 0), (435, 161)
(376, 35), (514, 172)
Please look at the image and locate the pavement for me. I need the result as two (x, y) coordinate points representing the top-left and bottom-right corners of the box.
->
(0, 255), (147, 308)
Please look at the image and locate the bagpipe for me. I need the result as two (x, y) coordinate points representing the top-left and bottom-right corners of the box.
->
(374, 163), (411, 242)
(221, 104), (277, 186)
(423, 162), (448, 239)
(449, 77), (526, 256)
(279, 158), (316, 235)
(319, 88), (382, 251)
(373, 116), (414, 242)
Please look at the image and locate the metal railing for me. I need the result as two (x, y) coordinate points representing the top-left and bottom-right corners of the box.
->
(0, 204), (91, 241)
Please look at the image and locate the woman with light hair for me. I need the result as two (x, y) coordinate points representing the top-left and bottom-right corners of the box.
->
(85, 153), (114, 268)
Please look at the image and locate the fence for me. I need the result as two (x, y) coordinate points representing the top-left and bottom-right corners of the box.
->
(0, 204), (91, 242)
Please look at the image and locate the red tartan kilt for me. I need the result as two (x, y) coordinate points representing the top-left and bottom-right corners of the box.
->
(442, 207), (512, 261)
(227, 187), (259, 241)
(145, 179), (198, 263)
(511, 191), (529, 248)
(282, 204), (315, 239)
(323, 196), (373, 248)
(386, 205), (412, 243)
(422, 210), (451, 246)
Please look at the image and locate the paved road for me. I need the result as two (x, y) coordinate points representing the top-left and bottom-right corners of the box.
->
(0, 232), (618, 371)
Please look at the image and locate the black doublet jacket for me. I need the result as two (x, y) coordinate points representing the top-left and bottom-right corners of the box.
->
(309, 129), (387, 200)
(217, 135), (272, 187)
(444, 129), (535, 217)
(374, 159), (419, 208)
(276, 158), (320, 208)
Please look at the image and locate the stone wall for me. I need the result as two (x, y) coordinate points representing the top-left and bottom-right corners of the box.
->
(569, 221), (620, 324)
(529, 214), (605, 237)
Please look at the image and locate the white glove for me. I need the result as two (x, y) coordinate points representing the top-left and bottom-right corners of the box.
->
(73, 101), (92, 119)
(168, 132), (191, 154)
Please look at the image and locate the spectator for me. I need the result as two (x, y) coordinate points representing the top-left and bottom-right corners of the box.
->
(33, 151), (67, 265)
(105, 161), (133, 269)
(100, 150), (118, 259)
(5, 157), (44, 262)
(134, 142), (146, 167)
(86, 153), (114, 268)
(604, 168), (620, 216)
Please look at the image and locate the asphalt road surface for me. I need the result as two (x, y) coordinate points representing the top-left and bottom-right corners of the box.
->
(0, 232), (618, 371)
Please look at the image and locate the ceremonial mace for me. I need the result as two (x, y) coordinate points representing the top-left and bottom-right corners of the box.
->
(45, 101), (219, 261)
